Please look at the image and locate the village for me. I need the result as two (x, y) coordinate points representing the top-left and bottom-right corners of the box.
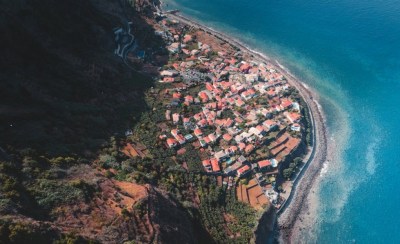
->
(121, 17), (307, 209)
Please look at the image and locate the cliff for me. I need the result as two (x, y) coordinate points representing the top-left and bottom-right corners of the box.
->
(0, 0), (157, 155)
(0, 0), (198, 243)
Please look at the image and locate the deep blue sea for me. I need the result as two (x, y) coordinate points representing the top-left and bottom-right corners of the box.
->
(164, 0), (400, 242)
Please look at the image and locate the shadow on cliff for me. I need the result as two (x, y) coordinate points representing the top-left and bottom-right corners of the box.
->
(0, 0), (167, 157)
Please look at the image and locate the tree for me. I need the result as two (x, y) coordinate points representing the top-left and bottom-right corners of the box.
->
(283, 168), (293, 179)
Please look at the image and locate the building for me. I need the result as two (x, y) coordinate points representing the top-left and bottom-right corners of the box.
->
(291, 123), (301, 132)
(202, 159), (212, 172)
(167, 138), (178, 148)
(257, 160), (272, 170)
(211, 158), (220, 172)
(215, 150), (229, 162)
(172, 113), (180, 124)
(237, 165), (251, 177)
(285, 112), (301, 123)
(194, 128), (203, 137)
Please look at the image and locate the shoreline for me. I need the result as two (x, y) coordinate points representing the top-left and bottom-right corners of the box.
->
(163, 11), (329, 242)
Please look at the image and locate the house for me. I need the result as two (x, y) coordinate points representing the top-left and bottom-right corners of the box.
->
(199, 92), (209, 103)
(208, 133), (217, 143)
(291, 123), (301, 132)
(176, 135), (186, 145)
(244, 144), (254, 154)
(237, 165), (251, 177)
(183, 34), (193, 43)
(292, 102), (300, 111)
(165, 110), (171, 121)
(238, 142), (246, 151)
(256, 125), (266, 136)
(172, 113), (180, 124)
(249, 127), (261, 137)
(194, 128), (203, 137)
(241, 89), (256, 100)
(228, 145), (238, 155)
(185, 95), (194, 104)
(239, 63), (251, 73)
(162, 77), (175, 83)
(160, 70), (179, 77)
(215, 150), (229, 162)
(237, 155), (247, 164)
(257, 160), (272, 170)
(168, 42), (180, 53)
(280, 99), (293, 110)
(223, 133), (232, 142)
(202, 159), (212, 172)
(285, 112), (301, 123)
(167, 138), (178, 148)
(224, 118), (234, 127)
(263, 120), (277, 131)
(203, 136), (211, 145)
(197, 119), (207, 128)
(172, 92), (182, 99)
(211, 158), (220, 172)
(171, 129), (179, 137)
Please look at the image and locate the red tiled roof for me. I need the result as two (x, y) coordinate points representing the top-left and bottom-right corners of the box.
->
(245, 144), (254, 153)
(237, 165), (250, 175)
(202, 159), (211, 167)
(211, 158), (220, 172)
(223, 133), (232, 141)
(258, 160), (271, 168)
(194, 128), (203, 136)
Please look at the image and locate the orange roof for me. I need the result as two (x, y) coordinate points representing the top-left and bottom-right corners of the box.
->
(211, 159), (220, 172)
(256, 125), (264, 132)
(223, 133), (232, 141)
(167, 138), (177, 146)
(194, 128), (203, 136)
(206, 83), (214, 91)
(281, 99), (292, 108)
(185, 95), (194, 102)
(199, 92), (209, 102)
(264, 120), (276, 126)
(287, 112), (301, 122)
(245, 144), (254, 153)
(258, 160), (271, 168)
(202, 159), (211, 167)
(230, 145), (238, 152)
(172, 92), (182, 99)
(240, 63), (251, 72)
(237, 165), (250, 174)
(163, 77), (175, 83)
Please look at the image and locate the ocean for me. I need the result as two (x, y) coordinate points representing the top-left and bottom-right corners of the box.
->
(163, 0), (400, 242)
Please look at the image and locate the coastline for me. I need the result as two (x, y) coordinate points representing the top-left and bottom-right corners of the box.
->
(163, 11), (328, 242)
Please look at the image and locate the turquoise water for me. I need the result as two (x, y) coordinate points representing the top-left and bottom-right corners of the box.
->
(164, 0), (400, 242)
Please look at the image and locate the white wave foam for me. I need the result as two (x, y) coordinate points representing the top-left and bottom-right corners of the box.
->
(365, 132), (381, 175)
(319, 161), (330, 177)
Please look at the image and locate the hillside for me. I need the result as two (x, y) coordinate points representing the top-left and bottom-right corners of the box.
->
(0, 0), (200, 243)
(0, 0), (153, 155)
